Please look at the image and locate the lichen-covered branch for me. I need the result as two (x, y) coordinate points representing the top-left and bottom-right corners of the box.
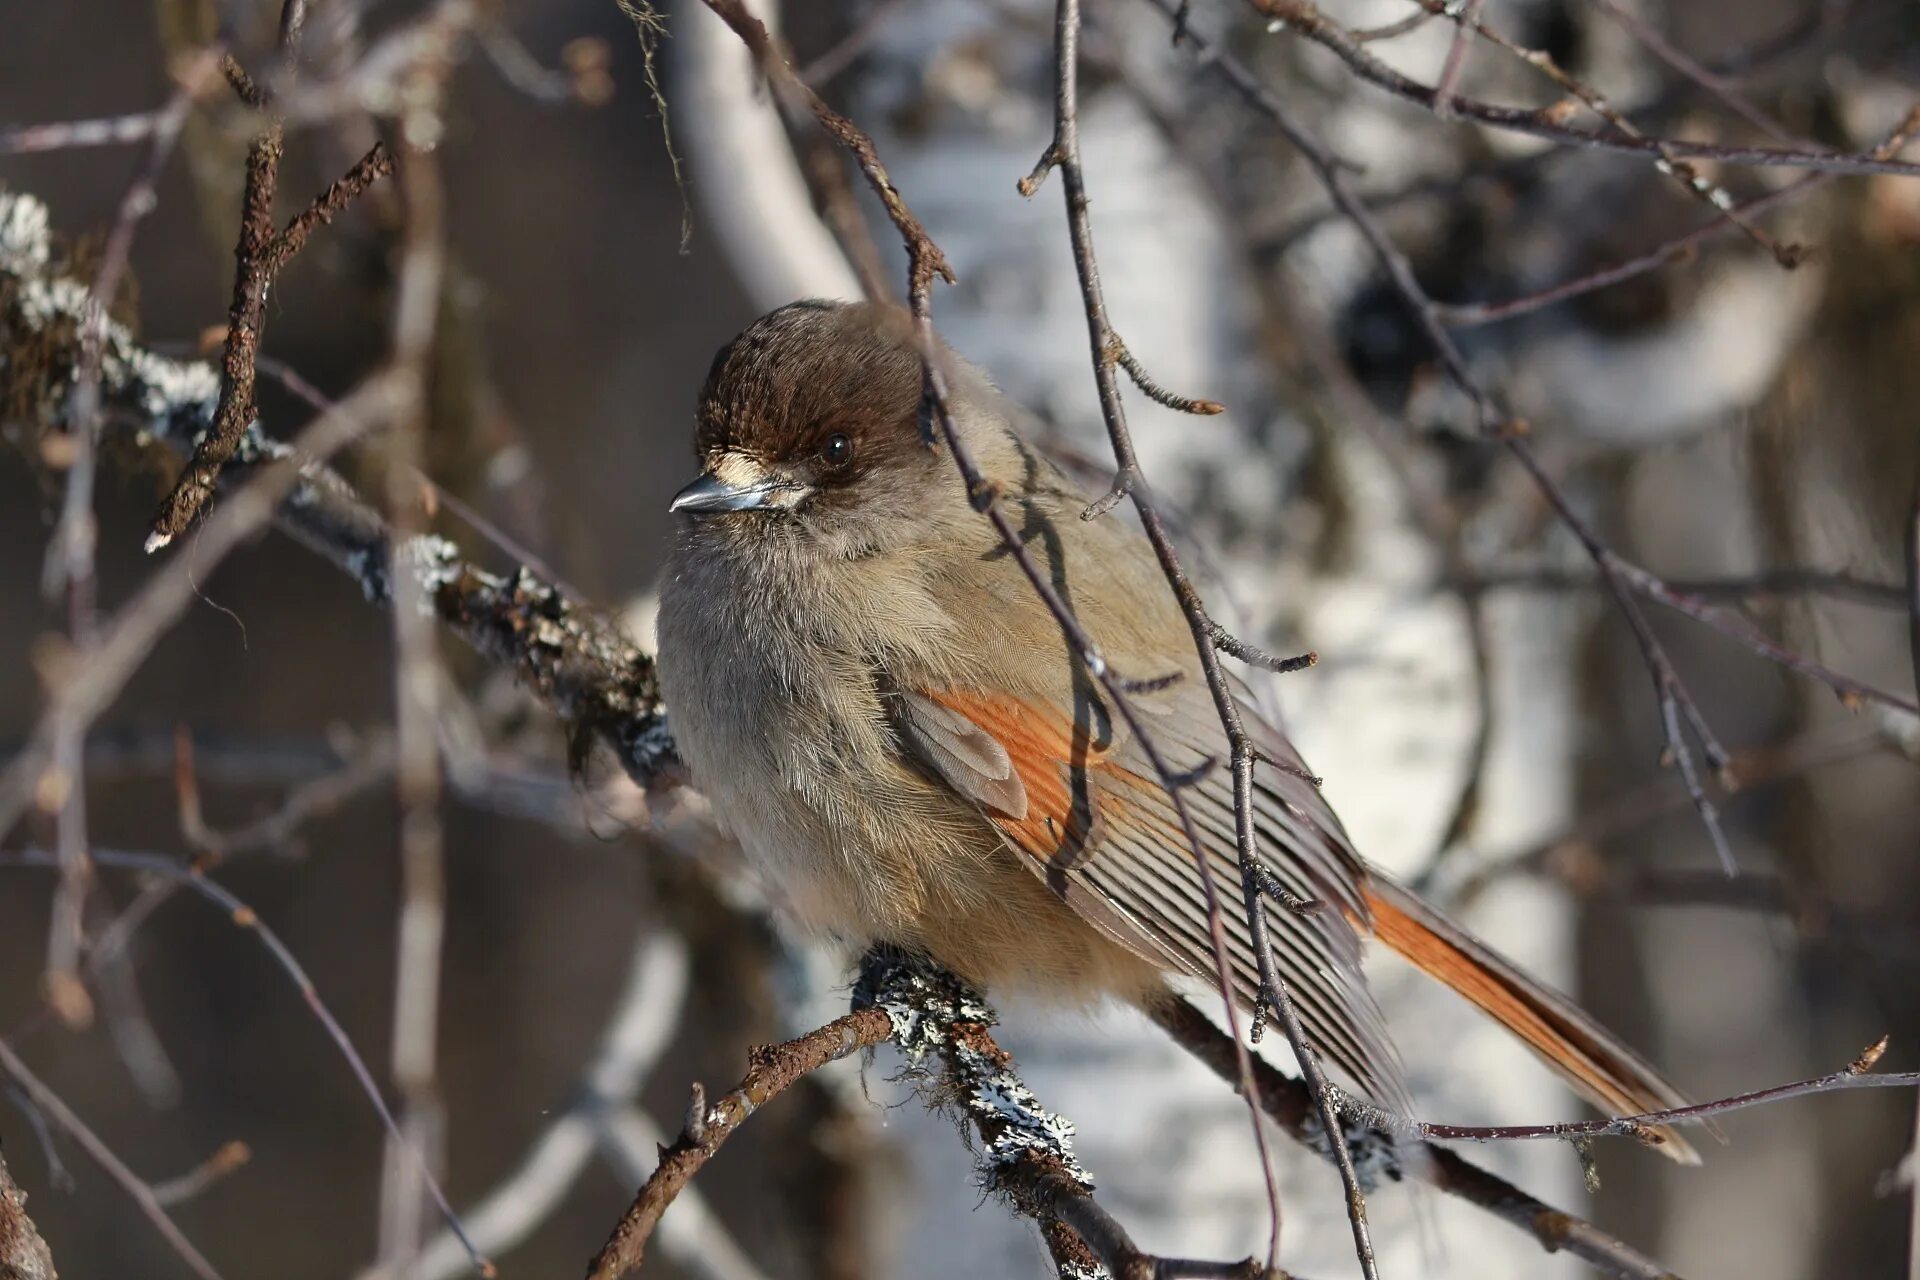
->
(590, 951), (1281, 1280)
(0, 190), (676, 788)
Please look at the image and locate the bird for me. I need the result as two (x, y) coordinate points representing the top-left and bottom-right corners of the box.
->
(655, 298), (1695, 1160)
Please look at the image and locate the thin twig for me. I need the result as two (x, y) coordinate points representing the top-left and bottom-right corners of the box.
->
(1148, 996), (1684, 1280)
(1429, 0), (1483, 119)
(150, 1142), (253, 1208)
(583, 1007), (893, 1280)
(0, 847), (494, 1277)
(1239, 0), (1920, 180)
(376, 133), (453, 1271)
(0, 370), (415, 846)
(1019, 0), (1305, 1265)
(145, 49), (293, 549)
(1418, 1037), (1919, 1145)
(148, 17), (392, 549)
(1461, 564), (1911, 608)
(1587, 0), (1796, 144)
(0, 1035), (222, 1280)
(1436, 100), (1920, 326)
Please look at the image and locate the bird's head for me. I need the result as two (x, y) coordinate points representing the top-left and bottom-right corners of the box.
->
(672, 299), (958, 560)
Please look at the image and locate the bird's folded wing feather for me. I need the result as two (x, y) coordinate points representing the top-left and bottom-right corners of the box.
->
(891, 679), (1413, 1114)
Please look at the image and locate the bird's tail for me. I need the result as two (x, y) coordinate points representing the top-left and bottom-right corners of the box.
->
(1361, 877), (1701, 1164)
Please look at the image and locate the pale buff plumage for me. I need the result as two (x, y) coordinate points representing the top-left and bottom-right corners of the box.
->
(656, 300), (1697, 1158)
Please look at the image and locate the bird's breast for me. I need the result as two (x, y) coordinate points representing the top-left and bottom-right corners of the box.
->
(655, 534), (986, 937)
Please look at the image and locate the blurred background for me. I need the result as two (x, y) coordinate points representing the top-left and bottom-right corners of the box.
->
(1, 1), (1917, 1278)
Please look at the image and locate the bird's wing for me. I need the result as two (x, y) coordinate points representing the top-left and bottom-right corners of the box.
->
(890, 672), (1413, 1113)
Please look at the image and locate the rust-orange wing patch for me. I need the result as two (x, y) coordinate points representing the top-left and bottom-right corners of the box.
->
(918, 687), (1118, 867)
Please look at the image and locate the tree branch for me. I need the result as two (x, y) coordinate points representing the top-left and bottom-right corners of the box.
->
(0, 1149), (56, 1280)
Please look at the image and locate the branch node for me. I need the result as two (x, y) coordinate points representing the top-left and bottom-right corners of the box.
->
(1018, 145), (1063, 197)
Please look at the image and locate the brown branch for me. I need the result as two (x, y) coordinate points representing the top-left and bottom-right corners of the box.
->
(1237, 0), (1920, 180)
(1429, 0), (1483, 119)
(1586, 0), (1795, 144)
(1418, 1038), (1920, 1146)
(591, 953), (1279, 1280)
(0, 847), (492, 1276)
(145, 54), (292, 550)
(0, 1036), (220, 1280)
(0, 1150), (56, 1280)
(1018, 0), (1308, 1266)
(263, 141), (394, 276)
(147, 32), (394, 550)
(584, 1007), (893, 1280)
(1436, 105), (1920, 326)
(1146, 996), (1685, 1280)
(1147, 0), (1920, 886)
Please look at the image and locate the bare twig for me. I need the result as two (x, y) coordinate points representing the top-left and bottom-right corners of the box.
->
(1147, 996), (1684, 1280)
(1587, 0), (1795, 144)
(1, 109), (173, 154)
(147, 24), (394, 549)
(0, 847), (493, 1277)
(375, 132), (454, 1272)
(150, 1142), (252, 1208)
(1239, 0), (1920, 180)
(0, 1036), (220, 1280)
(1436, 100), (1920, 326)
(263, 141), (395, 276)
(1419, 1037), (1919, 1145)
(144, 48), (294, 549)
(584, 1006), (892, 1280)
(1018, 0), (1305, 1265)
(1461, 565), (1911, 608)
(1429, 0), (1483, 119)
(0, 370), (413, 846)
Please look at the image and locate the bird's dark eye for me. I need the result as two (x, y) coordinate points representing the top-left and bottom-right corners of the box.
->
(820, 432), (854, 469)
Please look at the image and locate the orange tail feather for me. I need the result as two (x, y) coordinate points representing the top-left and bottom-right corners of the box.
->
(1362, 878), (1700, 1164)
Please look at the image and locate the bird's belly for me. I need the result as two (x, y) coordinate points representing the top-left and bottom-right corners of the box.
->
(657, 559), (1164, 1007)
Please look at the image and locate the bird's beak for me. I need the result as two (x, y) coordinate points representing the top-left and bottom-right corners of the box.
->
(669, 454), (809, 516)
